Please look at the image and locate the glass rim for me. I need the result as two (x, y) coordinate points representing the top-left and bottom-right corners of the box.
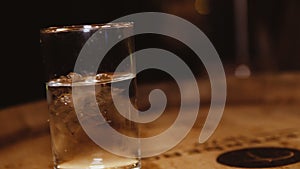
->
(40, 22), (134, 34)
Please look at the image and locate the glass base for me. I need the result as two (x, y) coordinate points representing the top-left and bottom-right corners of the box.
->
(53, 155), (140, 169)
(54, 160), (140, 169)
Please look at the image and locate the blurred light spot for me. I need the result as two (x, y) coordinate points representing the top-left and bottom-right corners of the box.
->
(84, 25), (92, 29)
(195, 0), (210, 15)
(55, 28), (68, 32)
(235, 64), (251, 78)
(83, 25), (92, 32)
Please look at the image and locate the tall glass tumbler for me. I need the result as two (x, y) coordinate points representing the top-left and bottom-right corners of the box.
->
(40, 23), (140, 169)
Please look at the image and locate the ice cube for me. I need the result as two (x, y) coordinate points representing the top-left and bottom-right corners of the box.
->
(66, 72), (83, 82)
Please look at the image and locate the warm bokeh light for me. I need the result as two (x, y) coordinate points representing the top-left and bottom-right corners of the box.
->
(195, 0), (210, 15)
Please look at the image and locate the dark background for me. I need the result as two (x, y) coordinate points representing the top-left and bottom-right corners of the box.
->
(1, 0), (299, 108)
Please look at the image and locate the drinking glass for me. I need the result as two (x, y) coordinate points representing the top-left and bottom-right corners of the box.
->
(40, 22), (140, 169)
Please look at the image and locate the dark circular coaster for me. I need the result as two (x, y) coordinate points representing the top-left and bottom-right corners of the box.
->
(217, 147), (300, 168)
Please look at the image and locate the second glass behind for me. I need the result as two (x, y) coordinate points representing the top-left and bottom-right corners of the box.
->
(40, 22), (140, 169)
